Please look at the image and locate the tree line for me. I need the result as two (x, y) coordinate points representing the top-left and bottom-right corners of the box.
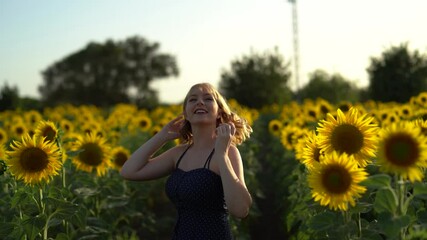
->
(1, 35), (427, 111)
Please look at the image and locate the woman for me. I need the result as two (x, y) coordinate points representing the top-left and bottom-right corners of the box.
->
(120, 83), (253, 239)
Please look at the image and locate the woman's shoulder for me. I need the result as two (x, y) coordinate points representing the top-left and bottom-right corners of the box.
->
(167, 143), (191, 155)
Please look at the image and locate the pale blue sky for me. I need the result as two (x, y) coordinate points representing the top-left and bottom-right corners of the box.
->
(1, 0), (427, 103)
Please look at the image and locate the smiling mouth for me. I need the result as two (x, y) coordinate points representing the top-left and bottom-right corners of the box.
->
(194, 109), (208, 114)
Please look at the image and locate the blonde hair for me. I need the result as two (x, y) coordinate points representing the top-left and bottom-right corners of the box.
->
(179, 83), (252, 145)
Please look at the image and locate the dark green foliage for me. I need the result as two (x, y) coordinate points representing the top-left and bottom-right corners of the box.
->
(219, 48), (293, 109)
(0, 82), (19, 111)
(297, 70), (360, 104)
(39, 36), (179, 108)
(367, 43), (427, 103)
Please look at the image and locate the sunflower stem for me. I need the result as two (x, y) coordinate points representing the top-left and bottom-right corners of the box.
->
(38, 186), (50, 240)
(395, 175), (407, 240)
(342, 211), (352, 240)
(61, 162), (66, 189)
(39, 187), (45, 214)
(400, 180), (407, 240)
(357, 212), (362, 239)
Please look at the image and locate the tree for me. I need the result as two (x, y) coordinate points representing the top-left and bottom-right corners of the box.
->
(0, 82), (19, 111)
(39, 36), (179, 107)
(297, 70), (360, 104)
(219, 48), (292, 109)
(367, 43), (427, 103)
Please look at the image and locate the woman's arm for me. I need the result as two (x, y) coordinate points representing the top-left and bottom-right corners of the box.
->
(120, 116), (183, 181)
(214, 123), (252, 218)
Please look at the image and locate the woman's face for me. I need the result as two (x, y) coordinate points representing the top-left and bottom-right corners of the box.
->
(184, 86), (220, 125)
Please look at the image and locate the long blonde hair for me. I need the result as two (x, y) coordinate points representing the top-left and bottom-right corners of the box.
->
(179, 83), (252, 145)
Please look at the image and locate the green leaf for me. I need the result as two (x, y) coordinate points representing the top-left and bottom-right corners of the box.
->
(377, 212), (411, 238)
(0, 222), (16, 238)
(413, 182), (427, 199)
(65, 149), (84, 158)
(69, 205), (89, 228)
(73, 187), (100, 197)
(373, 188), (398, 214)
(22, 214), (46, 240)
(361, 174), (391, 189)
(11, 188), (32, 208)
(307, 211), (340, 231)
(55, 233), (70, 240)
(416, 210), (427, 223)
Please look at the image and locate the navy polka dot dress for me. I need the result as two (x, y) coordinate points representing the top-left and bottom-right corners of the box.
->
(165, 146), (233, 240)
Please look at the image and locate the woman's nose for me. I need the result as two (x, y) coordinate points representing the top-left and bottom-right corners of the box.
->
(196, 99), (205, 105)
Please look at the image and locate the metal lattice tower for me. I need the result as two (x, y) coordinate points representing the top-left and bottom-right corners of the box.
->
(288, 0), (300, 93)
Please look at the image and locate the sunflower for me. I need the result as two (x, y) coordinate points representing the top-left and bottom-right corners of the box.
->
(302, 103), (320, 123)
(59, 119), (75, 133)
(0, 144), (6, 175)
(80, 121), (102, 137)
(150, 125), (162, 136)
(414, 108), (427, 121)
(416, 92), (427, 108)
(336, 101), (353, 113)
(316, 98), (334, 120)
(413, 119), (427, 137)
(376, 121), (427, 182)
(0, 128), (8, 145)
(268, 119), (283, 137)
(5, 134), (62, 185)
(11, 121), (28, 139)
(280, 125), (302, 151)
(111, 146), (130, 170)
(34, 120), (60, 143)
(381, 111), (401, 127)
(24, 110), (43, 127)
(71, 133), (112, 176)
(130, 115), (153, 133)
(317, 107), (379, 167)
(397, 104), (414, 120)
(300, 131), (324, 170)
(377, 109), (390, 123)
(308, 151), (368, 211)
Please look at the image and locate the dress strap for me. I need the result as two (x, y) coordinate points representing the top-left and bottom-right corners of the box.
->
(175, 145), (191, 168)
(203, 148), (215, 169)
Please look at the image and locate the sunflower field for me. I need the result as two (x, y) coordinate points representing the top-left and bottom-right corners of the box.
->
(1, 92), (427, 240)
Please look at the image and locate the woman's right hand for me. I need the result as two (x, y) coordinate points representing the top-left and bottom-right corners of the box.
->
(158, 115), (185, 141)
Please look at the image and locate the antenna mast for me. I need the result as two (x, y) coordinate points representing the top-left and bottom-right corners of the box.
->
(288, 0), (300, 93)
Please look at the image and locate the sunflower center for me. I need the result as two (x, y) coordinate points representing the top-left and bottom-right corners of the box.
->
(320, 105), (329, 115)
(384, 133), (419, 167)
(16, 127), (24, 135)
(79, 143), (104, 166)
(322, 165), (352, 194)
(331, 124), (364, 155)
(139, 120), (148, 128)
(114, 152), (128, 167)
(314, 148), (321, 162)
(43, 127), (57, 142)
(19, 147), (49, 172)
(287, 133), (294, 145)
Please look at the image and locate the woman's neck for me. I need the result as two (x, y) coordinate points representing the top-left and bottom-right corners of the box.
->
(191, 124), (216, 149)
